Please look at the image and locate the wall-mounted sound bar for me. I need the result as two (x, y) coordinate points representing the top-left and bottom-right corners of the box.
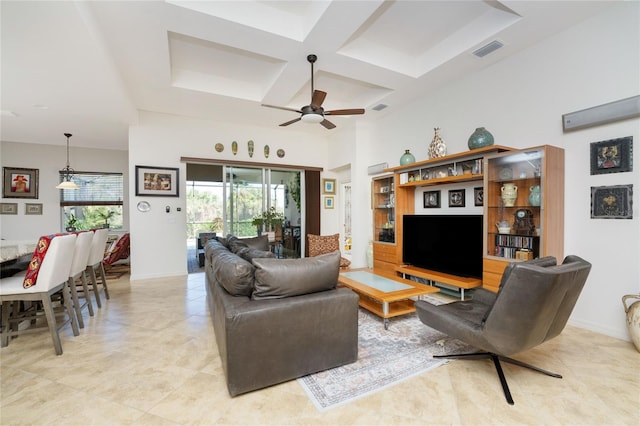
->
(563, 95), (640, 132)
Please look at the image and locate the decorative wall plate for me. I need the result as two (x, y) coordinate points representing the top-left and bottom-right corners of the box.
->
(277, 149), (285, 158)
(137, 201), (151, 212)
(232, 141), (238, 155)
(264, 145), (270, 158)
(215, 143), (224, 152)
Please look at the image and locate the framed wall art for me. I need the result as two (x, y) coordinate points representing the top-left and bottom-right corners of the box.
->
(590, 184), (633, 219)
(322, 178), (336, 194)
(324, 196), (334, 209)
(448, 189), (465, 207)
(590, 136), (633, 175)
(0, 202), (18, 215)
(25, 203), (43, 215)
(423, 190), (440, 208)
(2, 167), (39, 199)
(135, 166), (179, 197)
(474, 187), (484, 206)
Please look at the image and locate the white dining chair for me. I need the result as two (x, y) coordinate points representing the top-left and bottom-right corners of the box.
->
(67, 231), (95, 328)
(0, 234), (78, 355)
(84, 228), (109, 308)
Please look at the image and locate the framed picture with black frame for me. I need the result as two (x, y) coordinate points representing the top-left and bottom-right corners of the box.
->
(2, 167), (39, 199)
(423, 190), (440, 208)
(135, 165), (179, 197)
(474, 187), (484, 206)
(448, 189), (465, 207)
(590, 184), (633, 219)
(590, 136), (633, 175)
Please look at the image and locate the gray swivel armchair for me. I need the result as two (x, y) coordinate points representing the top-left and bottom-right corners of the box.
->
(415, 255), (592, 405)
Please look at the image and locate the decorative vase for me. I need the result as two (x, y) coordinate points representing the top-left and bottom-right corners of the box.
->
(428, 127), (447, 158)
(366, 241), (374, 269)
(501, 183), (518, 207)
(400, 149), (416, 165)
(528, 185), (541, 206)
(468, 127), (494, 150)
(623, 294), (640, 352)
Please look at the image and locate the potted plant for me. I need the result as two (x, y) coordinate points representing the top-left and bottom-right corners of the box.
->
(97, 208), (115, 229)
(252, 207), (284, 234)
(66, 214), (78, 232)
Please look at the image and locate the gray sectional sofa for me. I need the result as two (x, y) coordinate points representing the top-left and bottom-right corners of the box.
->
(204, 235), (359, 397)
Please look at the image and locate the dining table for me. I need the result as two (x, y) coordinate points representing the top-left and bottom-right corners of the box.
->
(0, 240), (37, 264)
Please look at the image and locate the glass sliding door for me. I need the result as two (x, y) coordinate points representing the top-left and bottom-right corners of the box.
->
(186, 162), (303, 260)
(226, 166), (264, 237)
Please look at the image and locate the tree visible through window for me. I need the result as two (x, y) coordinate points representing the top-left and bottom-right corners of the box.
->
(59, 171), (123, 231)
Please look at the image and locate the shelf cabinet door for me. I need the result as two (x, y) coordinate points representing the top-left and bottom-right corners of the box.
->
(483, 145), (564, 290)
(372, 174), (396, 244)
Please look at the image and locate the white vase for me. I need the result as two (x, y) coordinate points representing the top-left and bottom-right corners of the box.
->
(366, 241), (374, 269)
(623, 294), (640, 352)
(501, 183), (518, 207)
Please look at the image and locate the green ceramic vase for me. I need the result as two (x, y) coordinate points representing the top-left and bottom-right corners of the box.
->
(400, 149), (416, 165)
(468, 127), (494, 150)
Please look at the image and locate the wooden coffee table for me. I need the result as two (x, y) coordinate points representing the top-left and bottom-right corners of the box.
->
(338, 269), (439, 329)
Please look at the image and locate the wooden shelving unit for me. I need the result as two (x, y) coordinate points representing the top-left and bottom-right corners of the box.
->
(372, 145), (511, 275)
(482, 145), (565, 292)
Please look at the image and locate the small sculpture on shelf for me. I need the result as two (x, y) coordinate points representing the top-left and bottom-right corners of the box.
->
(428, 127), (447, 159)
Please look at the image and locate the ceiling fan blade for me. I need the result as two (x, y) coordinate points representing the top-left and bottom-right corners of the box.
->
(280, 117), (302, 127)
(262, 104), (302, 114)
(320, 119), (336, 129)
(311, 90), (327, 108)
(325, 108), (365, 116)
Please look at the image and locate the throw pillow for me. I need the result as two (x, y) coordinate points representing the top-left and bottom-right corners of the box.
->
(307, 233), (351, 268)
(236, 247), (275, 263)
(22, 233), (65, 288)
(242, 235), (269, 251)
(227, 234), (270, 253)
(251, 251), (340, 300)
(307, 233), (339, 257)
(212, 249), (256, 297)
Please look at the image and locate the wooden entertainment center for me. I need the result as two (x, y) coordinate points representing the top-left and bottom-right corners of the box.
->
(372, 144), (564, 294)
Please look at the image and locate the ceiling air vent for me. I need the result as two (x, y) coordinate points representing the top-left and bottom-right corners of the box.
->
(472, 40), (504, 58)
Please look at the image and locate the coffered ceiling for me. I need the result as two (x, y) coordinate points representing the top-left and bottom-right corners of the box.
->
(1, 1), (614, 150)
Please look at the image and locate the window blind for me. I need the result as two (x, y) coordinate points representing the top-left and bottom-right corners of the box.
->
(59, 171), (123, 206)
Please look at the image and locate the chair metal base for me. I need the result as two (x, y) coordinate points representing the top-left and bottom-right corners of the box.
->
(434, 352), (562, 405)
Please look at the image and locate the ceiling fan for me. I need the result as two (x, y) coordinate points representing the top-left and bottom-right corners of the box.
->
(262, 54), (365, 129)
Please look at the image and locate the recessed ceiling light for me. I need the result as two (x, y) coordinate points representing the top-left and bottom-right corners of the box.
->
(32, 104), (49, 110)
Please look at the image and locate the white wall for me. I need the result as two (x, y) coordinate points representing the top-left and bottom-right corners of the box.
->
(0, 141), (128, 239)
(352, 2), (639, 340)
(128, 111), (330, 280)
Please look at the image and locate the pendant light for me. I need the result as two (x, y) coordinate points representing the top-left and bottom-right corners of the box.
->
(56, 132), (79, 190)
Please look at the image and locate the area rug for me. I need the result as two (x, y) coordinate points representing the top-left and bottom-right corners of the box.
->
(298, 306), (473, 411)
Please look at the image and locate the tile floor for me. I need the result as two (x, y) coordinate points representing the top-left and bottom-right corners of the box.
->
(1, 272), (639, 425)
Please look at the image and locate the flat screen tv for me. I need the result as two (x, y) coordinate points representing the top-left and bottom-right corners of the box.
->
(403, 215), (483, 279)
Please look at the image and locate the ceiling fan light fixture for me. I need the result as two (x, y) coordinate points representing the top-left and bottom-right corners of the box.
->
(301, 113), (323, 123)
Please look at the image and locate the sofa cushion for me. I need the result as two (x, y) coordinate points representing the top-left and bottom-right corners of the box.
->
(251, 251), (340, 300)
(227, 234), (270, 253)
(236, 247), (275, 263)
(212, 249), (256, 297)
